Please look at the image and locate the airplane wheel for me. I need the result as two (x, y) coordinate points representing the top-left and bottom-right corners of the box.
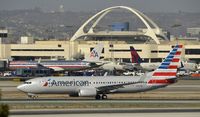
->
(95, 94), (101, 100)
(102, 94), (107, 100)
(28, 94), (37, 99)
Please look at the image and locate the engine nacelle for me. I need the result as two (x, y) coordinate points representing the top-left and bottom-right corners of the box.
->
(78, 88), (97, 97)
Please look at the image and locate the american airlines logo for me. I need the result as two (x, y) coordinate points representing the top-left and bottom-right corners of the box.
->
(90, 50), (99, 58)
(43, 79), (89, 87)
(43, 79), (51, 87)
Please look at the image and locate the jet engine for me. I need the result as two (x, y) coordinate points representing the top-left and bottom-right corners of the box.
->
(78, 88), (97, 97)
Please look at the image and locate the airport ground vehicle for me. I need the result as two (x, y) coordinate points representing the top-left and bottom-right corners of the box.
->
(3, 71), (13, 77)
(177, 70), (189, 76)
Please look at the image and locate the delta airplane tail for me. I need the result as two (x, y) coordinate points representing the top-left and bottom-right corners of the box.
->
(130, 46), (142, 64)
(84, 43), (104, 62)
(147, 45), (183, 85)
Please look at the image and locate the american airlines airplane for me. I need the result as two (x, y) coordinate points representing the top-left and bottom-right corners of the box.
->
(17, 45), (182, 100)
(9, 43), (104, 71)
(99, 61), (125, 71)
(129, 46), (197, 72)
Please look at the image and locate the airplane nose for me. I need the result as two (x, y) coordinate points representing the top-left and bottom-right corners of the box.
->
(17, 85), (25, 92)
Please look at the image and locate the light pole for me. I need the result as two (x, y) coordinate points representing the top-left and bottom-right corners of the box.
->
(65, 25), (74, 60)
(107, 25), (114, 62)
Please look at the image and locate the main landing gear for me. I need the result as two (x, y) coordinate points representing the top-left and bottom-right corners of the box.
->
(95, 94), (107, 100)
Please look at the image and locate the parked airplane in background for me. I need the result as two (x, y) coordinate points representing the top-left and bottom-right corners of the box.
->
(83, 43), (104, 62)
(9, 43), (104, 71)
(130, 46), (197, 72)
(17, 45), (182, 100)
(99, 61), (125, 71)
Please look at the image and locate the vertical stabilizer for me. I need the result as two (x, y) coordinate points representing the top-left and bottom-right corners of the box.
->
(84, 43), (104, 62)
(148, 45), (183, 85)
(130, 46), (142, 64)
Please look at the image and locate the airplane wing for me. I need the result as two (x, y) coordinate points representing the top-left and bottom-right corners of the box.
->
(96, 81), (142, 94)
(48, 67), (64, 71)
(96, 72), (153, 93)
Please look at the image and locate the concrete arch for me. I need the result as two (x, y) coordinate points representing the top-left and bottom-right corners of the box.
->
(71, 6), (165, 44)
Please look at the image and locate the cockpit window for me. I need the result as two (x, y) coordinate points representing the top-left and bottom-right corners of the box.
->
(24, 82), (32, 84)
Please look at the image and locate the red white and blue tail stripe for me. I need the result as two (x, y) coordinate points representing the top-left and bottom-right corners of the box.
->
(148, 45), (183, 85)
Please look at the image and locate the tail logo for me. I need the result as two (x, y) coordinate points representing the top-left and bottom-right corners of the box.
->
(130, 46), (142, 63)
(90, 50), (99, 58)
(148, 45), (183, 85)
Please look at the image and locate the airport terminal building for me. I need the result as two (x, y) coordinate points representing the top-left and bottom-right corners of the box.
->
(0, 38), (199, 64)
(0, 6), (199, 63)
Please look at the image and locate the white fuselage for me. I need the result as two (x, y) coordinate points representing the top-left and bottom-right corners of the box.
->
(17, 76), (167, 95)
(99, 61), (125, 71)
(138, 62), (197, 71)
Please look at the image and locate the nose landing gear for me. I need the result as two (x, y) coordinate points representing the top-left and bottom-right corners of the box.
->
(27, 93), (37, 99)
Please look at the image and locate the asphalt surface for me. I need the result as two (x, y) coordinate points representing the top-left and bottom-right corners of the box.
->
(9, 108), (200, 115)
(10, 113), (200, 117)
(1, 99), (200, 104)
